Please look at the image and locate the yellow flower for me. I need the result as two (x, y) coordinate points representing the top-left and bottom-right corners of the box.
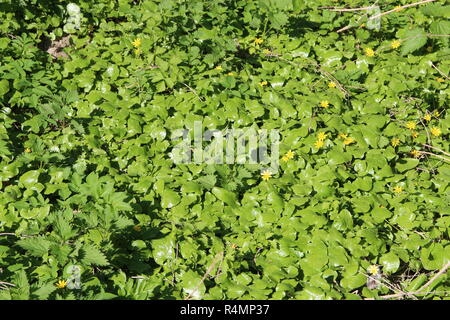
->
(433, 111), (440, 118)
(215, 66), (223, 71)
(314, 140), (324, 149)
(391, 138), (400, 147)
(410, 150), (421, 158)
(133, 225), (142, 232)
(423, 114), (431, 121)
(391, 40), (401, 49)
(328, 82), (336, 88)
(131, 38), (142, 48)
(317, 132), (327, 141)
(394, 5), (403, 12)
(259, 81), (268, 86)
(285, 150), (295, 159)
(56, 280), (67, 289)
(254, 38), (263, 45)
(24, 148), (32, 153)
(282, 150), (294, 162)
(393, 185), (403, 194)
(261, 169), (272, 181)
(436, 77), (445, 83)
(338, 133), (348, 139)
(365, 48), (375, 57)
(134, 48), (141, 55)
(262, 49), (271, 55)
(367, 265), (379, 276)
(319, 100), (329, 108)
(360, 24), (365, 28)
(405, 121), (416, 130)
(411, 131), (419, 139)
(430, 127), (441, 137)
(227, 72), (235, 76)
(343, 137), (355, 145)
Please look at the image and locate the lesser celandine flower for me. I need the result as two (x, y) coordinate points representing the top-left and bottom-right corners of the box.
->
(215, 66), (223, 71)
(261, 169), (272, 181)
(430, 127), (441, 137)
(343, 137), (355, 145)
(254, 38), (263, 45)
(393, 185), (403, 194)
(314, 140), (324, 149)
(423, 113), (431, 121)
(131, 38), (142, 48)
(410, 150), (421, 158)
(391, 138), (400, 147)
(406, 121), (416, 130)
(317, 132), (327, 141)
(328, 82), (336, 88)
(320, 100), (329, 108)
(391, 40), (401, 49)
(411, 131), (418, 139)
(285, 150), (295, 159)
(436, 77), (445, 83)
(259, 81), (268, 86)
(365, 48), (375, 57)
(56, 280), (67, 289)
(367, 265), (379, 275)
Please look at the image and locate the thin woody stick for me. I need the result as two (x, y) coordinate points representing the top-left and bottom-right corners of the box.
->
(368, 0), (438, 20)
(320, 6), (378, 12)
(185, 252), (224, 300)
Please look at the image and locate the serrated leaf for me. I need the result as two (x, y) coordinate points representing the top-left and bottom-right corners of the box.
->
(16, 237), (52, 257)
(80, 245), (109, 266)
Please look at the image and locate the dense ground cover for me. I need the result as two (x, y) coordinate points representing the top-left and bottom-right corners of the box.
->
(0, 0), (449, 300)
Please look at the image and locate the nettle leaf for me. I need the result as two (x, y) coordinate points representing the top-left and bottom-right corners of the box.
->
(80, 245), (109, 266)
(400, 28), (427, 55)
(16, 237), (52, 257)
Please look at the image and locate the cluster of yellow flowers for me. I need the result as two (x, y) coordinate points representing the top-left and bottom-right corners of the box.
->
(132, 38), (142, 55)
(259, 81), (268, 87)
(338, 133), (355, 146)
(314, 132), (328, 149)
(281, 150), (295, 162)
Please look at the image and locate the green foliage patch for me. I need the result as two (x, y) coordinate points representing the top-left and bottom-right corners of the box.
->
(0, 0), (449, 300)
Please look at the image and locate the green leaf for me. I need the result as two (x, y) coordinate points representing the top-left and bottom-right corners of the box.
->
(80, 245), (109, 266)
(400, 28), (427, 55)
(19, 170), (40, 188)
(16, 237), (51, 257)
(380, 252), (400, 274)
